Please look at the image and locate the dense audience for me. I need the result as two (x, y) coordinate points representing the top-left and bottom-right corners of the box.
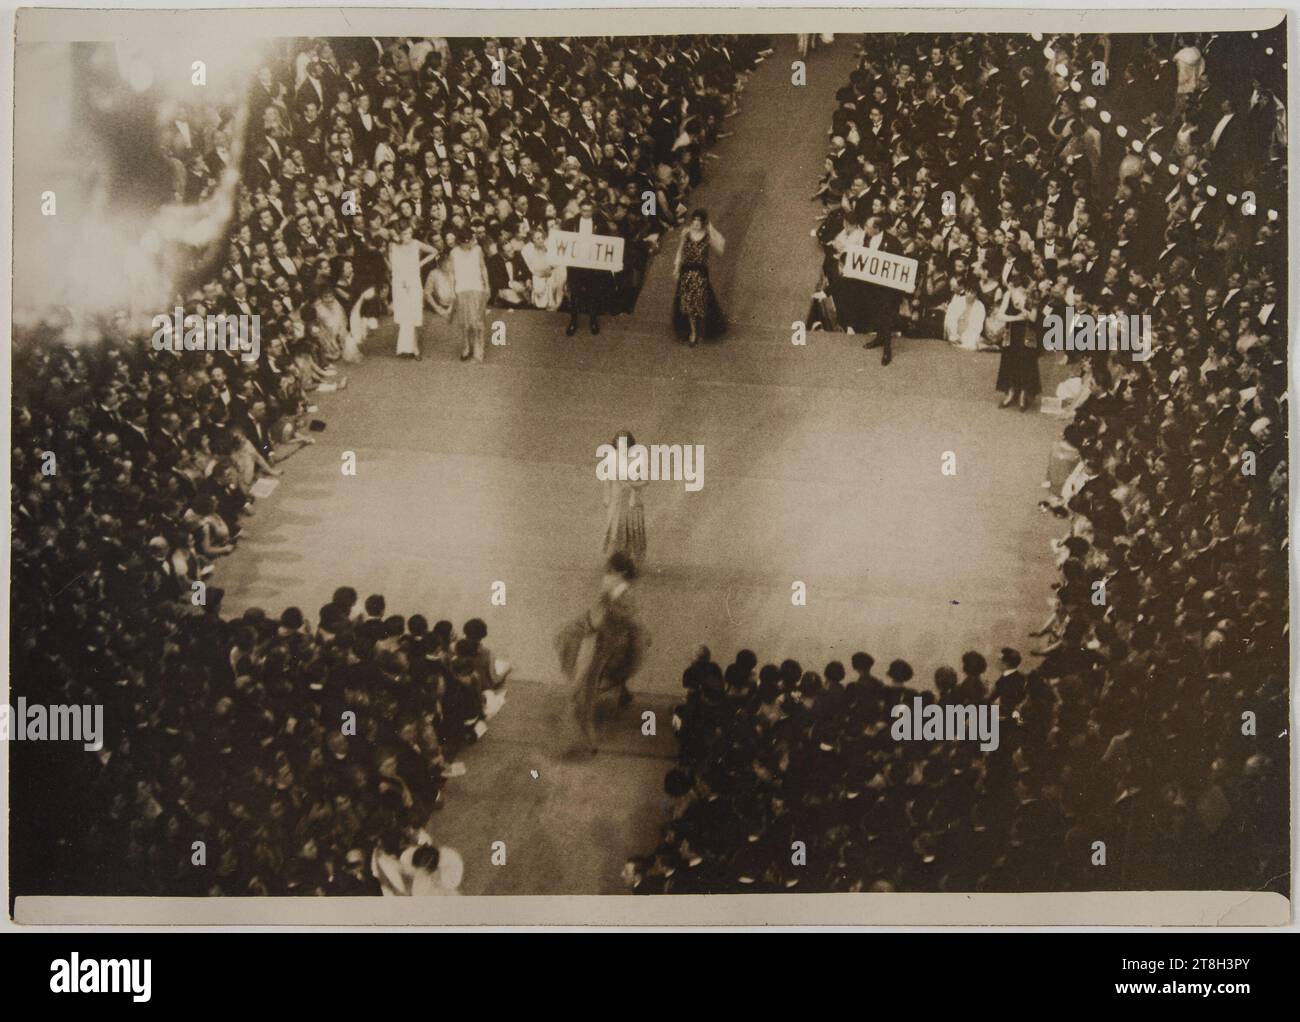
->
(630, 30), (1288, 894)
(809, 30), (1286, 363)
(177, 34), (764, 340)
(9, 325), (506, 894)
(9, 30), (1289, 899)
(12, 31), (768, 898)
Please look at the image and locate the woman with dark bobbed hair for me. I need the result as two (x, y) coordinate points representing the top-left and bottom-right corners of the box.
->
(671, 208), (728, 346)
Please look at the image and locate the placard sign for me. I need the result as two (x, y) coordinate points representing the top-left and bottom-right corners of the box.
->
(548, 230), (624, 272)
(842, 246), (918, 293)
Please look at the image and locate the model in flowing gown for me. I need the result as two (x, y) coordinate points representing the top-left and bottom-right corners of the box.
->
(995, 282), (1041, 409)
(555, 555), (647, 754)
(604, 476), (648, 566)
(388, 227), (439, 358)
(448, 234), (490, 361)
(672, 211), (727, 345)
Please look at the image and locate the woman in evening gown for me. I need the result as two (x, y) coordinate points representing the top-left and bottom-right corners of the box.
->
(555, 552), (648, 755)
(995, 272), (1042, 410)
(603, 431), (648, 567)
(388, 222), (439, 360)
(448, 228), (490, 362)
(671, 209), (727, 346)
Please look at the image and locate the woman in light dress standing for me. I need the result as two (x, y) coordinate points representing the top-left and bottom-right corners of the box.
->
(603, 430), (647, 567)
(448, 227), (491, 362)
(388, 222), (439, 360)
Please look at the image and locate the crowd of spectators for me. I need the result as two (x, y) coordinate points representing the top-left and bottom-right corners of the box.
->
(12, 30), (769, 898)
(808, 30), (1285, 366)
(9, 29), (1289, 899)
(11, 32), (766, 898)
(173, 34), (764, 338)
(9, 324), (510, 896)
(629, 30), (1288, 894)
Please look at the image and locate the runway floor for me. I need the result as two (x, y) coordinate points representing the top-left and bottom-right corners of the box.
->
(212, 39), (1067, 893)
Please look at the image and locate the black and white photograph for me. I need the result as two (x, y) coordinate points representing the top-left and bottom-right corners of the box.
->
(4, 4), (1293, 932)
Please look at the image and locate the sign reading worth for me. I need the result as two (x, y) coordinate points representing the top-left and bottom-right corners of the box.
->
(842, 246), (918, 293)
(548, 230), (624, 272)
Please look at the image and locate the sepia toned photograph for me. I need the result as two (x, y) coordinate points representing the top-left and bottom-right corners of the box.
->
(4, 5), (1292, 929)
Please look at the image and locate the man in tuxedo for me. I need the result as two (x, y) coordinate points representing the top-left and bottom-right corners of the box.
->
(495, 139), (522, 192)
(858, 216), (905, 366)
(992, 647), (1028, 708)
(560, 198), (616, 334)
(1206, 96), (1247, 188)
(485, 234), (531, 307)
(351, 91), (380, 151)
(235, 397), (275, 462)
(117, 401), (152, 462)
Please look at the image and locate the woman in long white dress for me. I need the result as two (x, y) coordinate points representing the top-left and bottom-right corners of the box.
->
(388, 223), (439, 360)
(603, 431), (648, 566)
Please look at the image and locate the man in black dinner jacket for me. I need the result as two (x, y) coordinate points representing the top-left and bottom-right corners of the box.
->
(858, 216), (906, 366)
(560, 197), (617, 335)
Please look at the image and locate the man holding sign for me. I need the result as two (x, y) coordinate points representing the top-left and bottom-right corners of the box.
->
(555, 199), (622, 336)
(842, 216), (913, 366)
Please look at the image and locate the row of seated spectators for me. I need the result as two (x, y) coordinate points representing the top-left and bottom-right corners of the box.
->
(179, 34), (765, 353)
(807, 30), (1285, 365)
(629, 30), (1288, 894)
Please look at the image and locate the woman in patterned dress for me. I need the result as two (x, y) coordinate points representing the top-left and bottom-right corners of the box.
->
(671, 209), (727, 346)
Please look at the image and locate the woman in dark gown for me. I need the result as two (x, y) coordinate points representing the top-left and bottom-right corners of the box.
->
(672, 209), (727, 346)
(995, 272), (1041, 410)
(555, 553), (648, 755)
